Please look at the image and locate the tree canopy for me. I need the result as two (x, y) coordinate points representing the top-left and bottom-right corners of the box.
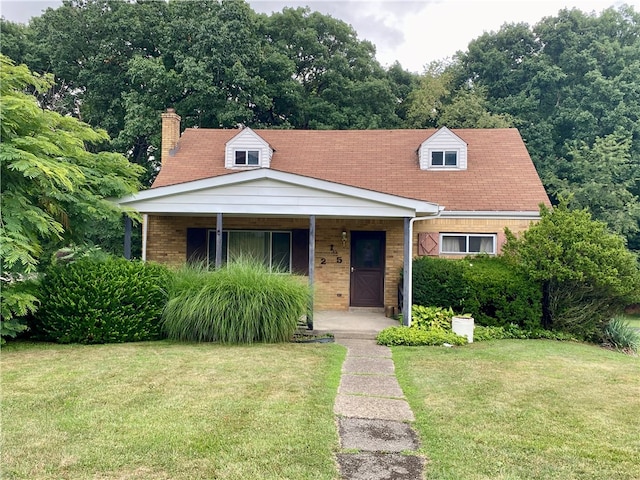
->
(455, 6), (640, 247)
(0, 55), (143, 275)
(2, 1), (639, 248)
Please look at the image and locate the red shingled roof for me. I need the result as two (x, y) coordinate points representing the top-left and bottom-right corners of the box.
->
(152, 128), (550, 212)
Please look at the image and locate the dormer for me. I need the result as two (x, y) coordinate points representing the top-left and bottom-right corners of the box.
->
(418, 126), (467, 171)
(225, 128), (273, 170)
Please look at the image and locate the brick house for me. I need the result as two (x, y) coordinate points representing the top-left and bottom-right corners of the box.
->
(117, 109), (550, 327)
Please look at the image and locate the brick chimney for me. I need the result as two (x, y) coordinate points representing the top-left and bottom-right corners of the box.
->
(161, 108), (181, 164)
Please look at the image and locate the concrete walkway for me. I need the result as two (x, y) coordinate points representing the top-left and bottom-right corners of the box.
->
(333, 337), (426, 480)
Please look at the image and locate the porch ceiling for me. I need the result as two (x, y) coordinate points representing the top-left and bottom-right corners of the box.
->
(116, 169), (440, 218)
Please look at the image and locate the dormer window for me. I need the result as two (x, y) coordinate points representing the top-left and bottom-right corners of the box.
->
(235, 150), (260, 166)
(431, 150), (458, 167)
(225, 128), (273, 170)
(419, 127), (467, 171)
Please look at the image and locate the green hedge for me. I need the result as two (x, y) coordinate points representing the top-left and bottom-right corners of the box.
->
(33, 257), (170, 344)
(412, 256), (467, 310)
(463, 257), (542, 329)
(411, 256), (542, 329)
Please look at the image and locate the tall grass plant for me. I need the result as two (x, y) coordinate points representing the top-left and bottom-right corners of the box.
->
(603, 316), (639, 354)
(163, 260), (309, 343)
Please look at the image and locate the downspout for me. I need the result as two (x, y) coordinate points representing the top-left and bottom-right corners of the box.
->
(141, 214), (148, 262)
(403, 206), (445, 327)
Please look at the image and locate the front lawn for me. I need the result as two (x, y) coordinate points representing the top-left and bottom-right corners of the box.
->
(393, 340), (640, 480)
(1, 341), (345, 480)
(622, 313), (640, 329)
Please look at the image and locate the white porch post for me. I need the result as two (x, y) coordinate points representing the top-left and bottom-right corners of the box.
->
(403, 217), (411, 326)
(215, 213), (223, 268)
(307, 215), (316, 330)
(141, 214), (148, 262)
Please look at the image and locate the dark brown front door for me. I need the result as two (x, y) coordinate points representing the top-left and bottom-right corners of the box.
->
(350, 231), (385, 307)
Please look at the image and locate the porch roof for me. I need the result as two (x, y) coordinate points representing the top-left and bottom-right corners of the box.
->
(116, 169), (441, 218)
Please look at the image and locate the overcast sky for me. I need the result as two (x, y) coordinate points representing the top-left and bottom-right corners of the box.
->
(1, 0), (638, 72)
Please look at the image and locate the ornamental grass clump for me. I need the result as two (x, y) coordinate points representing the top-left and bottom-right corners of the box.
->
(602, 317), (639, 354)
(163, 260), (309, 344)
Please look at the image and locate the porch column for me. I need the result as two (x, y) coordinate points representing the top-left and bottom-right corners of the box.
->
(123, 215), (132, 260)
(307, 215), (316, 330)
(215, 213), (223, 268)
(141, 214), (148, 262)
(403, 217), (411, 326)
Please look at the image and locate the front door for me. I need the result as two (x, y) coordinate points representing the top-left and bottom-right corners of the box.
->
(350, 231), (385, 307)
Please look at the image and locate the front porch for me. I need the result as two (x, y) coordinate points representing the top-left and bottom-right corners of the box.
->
(311, 309), (399, 340)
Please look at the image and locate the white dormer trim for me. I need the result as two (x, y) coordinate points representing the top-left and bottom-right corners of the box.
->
(225, 128), (273, 169)
(419, 126), (468, 171)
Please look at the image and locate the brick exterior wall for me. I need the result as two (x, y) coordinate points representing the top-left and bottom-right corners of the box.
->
(145, 215), (533, 311)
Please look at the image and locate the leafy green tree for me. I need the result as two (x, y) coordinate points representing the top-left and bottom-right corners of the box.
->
(0, 55), (143, 339)
(264, 6), (400, 129)
(456, 6), (640, 248)
(503, 201), (640, 340)
(405, 61), (453, 128)
(550, 131), (640, 238)
(438, 86), (514, 128)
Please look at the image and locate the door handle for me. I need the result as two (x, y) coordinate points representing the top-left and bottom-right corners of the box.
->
(351, 267), (355, 273)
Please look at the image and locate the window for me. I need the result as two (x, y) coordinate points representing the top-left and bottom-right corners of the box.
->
(234, 150), (259, 166)
(440, 234), (495, 254)
(431, 150), (458, 167)
(207, 230), (291, 272)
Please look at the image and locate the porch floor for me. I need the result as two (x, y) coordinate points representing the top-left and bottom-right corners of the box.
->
(310, 309), (399, 340)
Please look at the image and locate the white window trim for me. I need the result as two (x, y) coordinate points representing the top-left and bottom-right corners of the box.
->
(429, 149), (459, 168)
(439, 233), (496, 255)
(233, 149), (261, 167)
(207, 229), (292, 272)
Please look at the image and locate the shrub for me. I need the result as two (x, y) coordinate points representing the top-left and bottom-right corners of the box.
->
(503, 201), (640, 337)
(463, 256), (542, 330)
(411, 305), (454, 330)
(411, 256), (542, 329)
(33, 257), (170, 344)
(412, 256), (468, 310)
(474, 325), (579, 342)
(602, 317), (639, 354)
(376, 326), (467, 346)
(162, 260), (310, 343)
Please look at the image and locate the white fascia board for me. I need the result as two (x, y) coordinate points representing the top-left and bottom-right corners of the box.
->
(439, 210), (541, 220)
(116, 169), (440, 216)
(122, 202), (419, 217)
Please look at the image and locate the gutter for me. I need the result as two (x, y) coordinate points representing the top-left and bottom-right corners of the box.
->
(403, 206), (445, 327)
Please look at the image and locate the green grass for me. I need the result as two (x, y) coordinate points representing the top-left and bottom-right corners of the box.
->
(393, 340), (640, 480)
(621, 313), (640, 329)
(1, 341), (345, 480)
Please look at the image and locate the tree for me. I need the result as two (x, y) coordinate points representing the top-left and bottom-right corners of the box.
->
(502, 201), (640, 340)
(0, 55), (143, 339)
(550, 131), (640, 239)
(405, 61), (454, 128)
(455, 6), (640, 248)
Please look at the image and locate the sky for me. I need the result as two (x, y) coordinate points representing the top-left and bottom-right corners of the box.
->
(1, 0), (639, 73)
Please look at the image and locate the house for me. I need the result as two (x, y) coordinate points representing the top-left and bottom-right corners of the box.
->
(117, 108), (550, 327)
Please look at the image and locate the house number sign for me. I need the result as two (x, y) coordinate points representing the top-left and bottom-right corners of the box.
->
(319, 244), (343, 265)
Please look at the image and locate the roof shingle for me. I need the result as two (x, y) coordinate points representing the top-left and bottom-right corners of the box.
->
(152, 128), (550, 212)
